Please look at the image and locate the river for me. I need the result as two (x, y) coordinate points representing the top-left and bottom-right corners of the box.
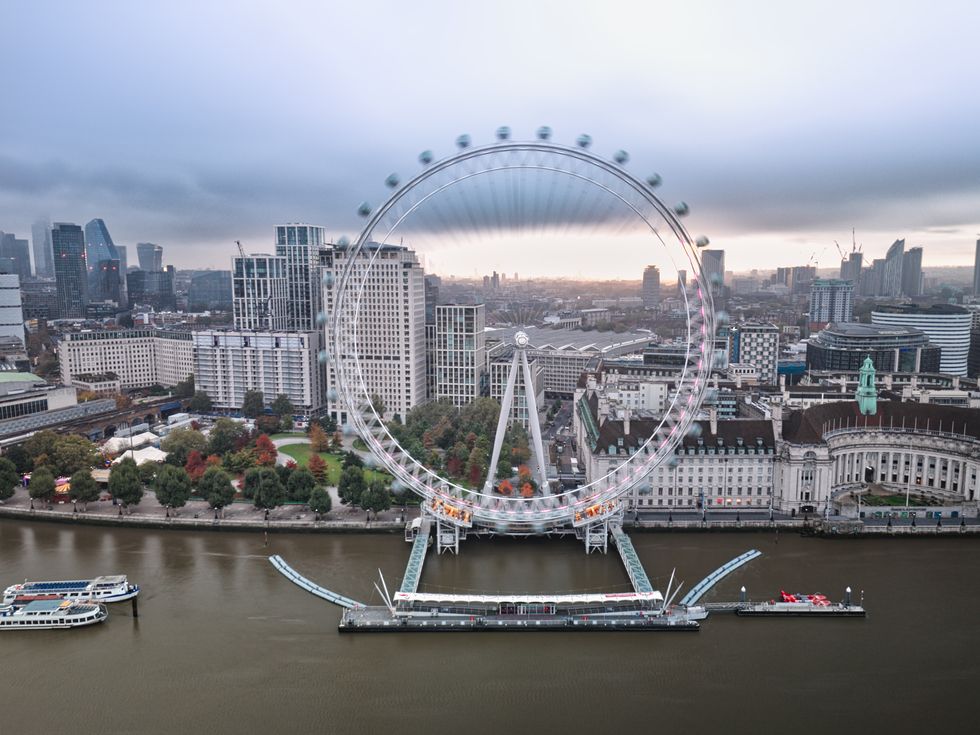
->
(2, 519), (977, 734)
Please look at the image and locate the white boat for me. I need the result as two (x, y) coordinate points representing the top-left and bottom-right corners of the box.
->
(0, 598), (108, 629)
(3, 575), (139, 605)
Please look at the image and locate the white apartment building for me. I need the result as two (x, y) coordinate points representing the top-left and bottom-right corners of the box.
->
(193, 330), (323, 414)
(274, 223), (328, 332)
(730, 322), (779, 385)
(59, 329), (194, 389)
(809, 278), (853, 325)
(324, 242), (426, 422)
(0, 274), (24, 344)
(232, 254), (288, 330)
(872, 305), (972, 377)
(433, 304), (485, 408)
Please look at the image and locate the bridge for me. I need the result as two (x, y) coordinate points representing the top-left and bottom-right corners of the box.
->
(610, 524), (654, 594)
(679, 549), (762, 607)
(399, 518), (431, 594)
(268, 555), (365, 609)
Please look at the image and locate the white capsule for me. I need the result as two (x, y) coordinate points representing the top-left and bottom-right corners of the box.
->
(327, 388), (338, 401)
(576, 134), (592, 148)
(673, 202), (689, 217)
(419, 150), (433, 165)
(357, 202), (371, 217)
(646, 173), (662, 188)
(537, 126), (552, 140)
(614, 150), (629, 164)
(696, 235), (710, 248)
(385, 173), (400, 188)
(321, 272), (334, 287)
(456, 134), (471, 149)
(315, 311), (327, 325)
(496, 126), (511, 140)
(317, 349), (328, 364)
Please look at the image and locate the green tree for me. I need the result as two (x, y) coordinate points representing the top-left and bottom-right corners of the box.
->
(255, 414), (281, 435)
(241, 467), (262, 500)
(208, 418), (249, 456)
(308, 486), (332, 519)
(28, 466), (56, 506)
(360, 479), (391, 519)
(24, 430), (59, 468)
(253, 468), (286, 509)
(242, 390), (265, 419)
(52, 435), (98, 476)
(188, 391), (213, 413)
(153, 465), (192, 514)
(0, 457), (20, 501)
(5, 444), (33, 474)
(222, 448), (255, 474)
(342, 451), (363, 469)
(138, 462), (158, 485)
(161, 428), (208, 467)
(287, 468), (315, 503)
(199, 467), (236, 515)
(174, 374), (195, 399)
(68, 469), (100, 509)
(338, 465), (365, 506)
(496, 444), (513, 479)
(271, 393), (294, 418)
(369, 393), (387, 417)
(108, 457), (144, 510)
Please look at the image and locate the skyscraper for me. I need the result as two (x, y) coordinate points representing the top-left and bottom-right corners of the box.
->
(433, 304), (486, 408)
(0, 273), (25, 343)
(701, 249), (725, 289)
(274, 223), (328, 331)
(881, 238), (904, 297)
(0, 233), (31, 280)
(52, 223), (88, 318)
(840, 251), (863, 283)
(127, 269), (176, 311)
(974, 239), (980, 295)
(84, 218), (122, 302)
(901, 246), (923, 297)
(676, 269), (687, 295)
(641, 265), (661, 308)
(136, 242), (163, 271)
(232, 253), (288, 330)
(31, 218), (53, 278)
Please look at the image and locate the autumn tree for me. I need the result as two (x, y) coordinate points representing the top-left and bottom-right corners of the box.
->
(185, 450), (207, 484)
(254, 434), (277, 466)
(520, 483), (534, 499)
(309, 423), (330, 453)
(207, 418), (249, 456)
(308, 453), (328, 484)
(497, 479), (514, 496)
(162, 428), (208, 467)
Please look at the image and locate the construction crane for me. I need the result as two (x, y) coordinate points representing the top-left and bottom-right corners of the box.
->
(235, 240), (246, 259)
(833, 240), (847, 260)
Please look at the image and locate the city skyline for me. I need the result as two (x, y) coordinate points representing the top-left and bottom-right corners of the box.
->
(2, 2), (980, 274)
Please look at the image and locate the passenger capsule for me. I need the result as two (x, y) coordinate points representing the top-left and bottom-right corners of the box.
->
(357, 202), (372, 218)
(576, 134), (592, 148)
(536, 126), (552, 140)
(614, 150), (629, 164)
(385, 173), (400, 188)
(673, 202), (690, 217)
(456, 134), (471, 149)
(315, 311), (327, 326)
(418, 150), (434, 165)
(646, 173), (662, 188)
(320, 272), (334, 287)
(496, 126), (511, 140)
(696, 235), (710, 248)
(317, 349), (329, 364)
(337, 236), (350, 247)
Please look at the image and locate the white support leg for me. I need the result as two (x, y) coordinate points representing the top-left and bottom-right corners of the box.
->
(520, 350), (550, 494)
(485, 351), (521, 493)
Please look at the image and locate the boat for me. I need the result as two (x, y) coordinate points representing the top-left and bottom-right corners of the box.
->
(736, 590), (865, 617)
(0, 598), (108, 629)
(3, 575), (139, 605)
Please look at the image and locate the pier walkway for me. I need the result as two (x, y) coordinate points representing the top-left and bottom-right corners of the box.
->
(679, 549), (762, 606)
(268, 555), (364, 609)
(610, 524), (654, 594)
(399, 518), (432, 594)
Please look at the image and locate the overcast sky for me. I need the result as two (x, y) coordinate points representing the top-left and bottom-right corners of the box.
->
(2, 0), (979, 277)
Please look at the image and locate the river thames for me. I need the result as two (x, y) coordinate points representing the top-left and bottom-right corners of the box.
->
(2, 519), (977, 734)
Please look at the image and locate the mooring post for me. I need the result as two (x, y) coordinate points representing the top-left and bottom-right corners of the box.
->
(740, 586), (747, 604)
(844, 586), (852, 607)
(131, 595), (139, 618)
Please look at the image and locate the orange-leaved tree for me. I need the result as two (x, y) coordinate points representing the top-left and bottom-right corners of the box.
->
(498, 479), (513, 496)
(309, 423), (330, 453)
(309, 453), (327, 484)
(254, 434), (278, 466)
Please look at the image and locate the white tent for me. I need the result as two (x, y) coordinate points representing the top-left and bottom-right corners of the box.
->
(103, 432), (160, 455)
(112, 446), (168, 465)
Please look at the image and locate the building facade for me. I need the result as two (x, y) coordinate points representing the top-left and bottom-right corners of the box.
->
(232, 254), (288, 330)
(127, 269), (176, 312)
(0, 233), (31, 280)
(52, 223), (88, 318)
(59, 329), (194, 389)
(188, 270), (233, 311)
(807, 322), (940, 373)
(809, 279), (853, 325)
(729, 322), (779, 385)
(275, 223), (328, 332)
(136, 242), (163, 271)
(901, 246), (923, 297)
(432, 304), (485, 408)
(84, 219), (122, 303)
(490, 352), (544, 428)
(31, 218), (53, 278)
(872, 304), (971, 376)
(882, 238), (905, 297)
(641, 265), (660, 308)
(0, 274), (24, 344)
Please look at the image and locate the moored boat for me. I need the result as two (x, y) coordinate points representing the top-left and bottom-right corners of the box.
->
(3, 575), (139, 605)
(0, 598), (108, 629)
(736, 590), (865, 617)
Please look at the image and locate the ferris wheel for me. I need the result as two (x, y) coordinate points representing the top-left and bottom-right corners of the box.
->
(330, 127), (716, 535)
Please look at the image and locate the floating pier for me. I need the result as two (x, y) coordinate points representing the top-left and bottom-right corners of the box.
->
(268, 555), (364, 609)
(679, 549), (762, 607)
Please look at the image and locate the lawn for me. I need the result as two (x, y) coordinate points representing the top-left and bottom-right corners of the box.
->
(269, 432), (306, 441)
(277, 443), (390, 486)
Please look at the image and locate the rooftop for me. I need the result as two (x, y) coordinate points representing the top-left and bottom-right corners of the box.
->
(486, 325), (653, 354)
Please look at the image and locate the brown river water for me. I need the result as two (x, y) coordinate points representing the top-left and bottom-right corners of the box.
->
(1, 519), (977, 734)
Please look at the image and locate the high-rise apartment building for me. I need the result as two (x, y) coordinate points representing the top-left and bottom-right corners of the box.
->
(676, 269), (687, 295)
(324, 242), (426, 422)
(274, 223), (328, 331)
(232, 254), (288, 330)
(729, 322), (779, 385)
(809, 279), (854, 325)
(59, 329), (194, 389)
(882, 238), (904, 297)
(0, 233), (32, 280)
(901, 246), (923, 297)
(433, 304), (485, 408)
(31, 218), (53, 278)
(52, 223), (88, 318)
(136, 242), (163, 271)
(0, 274), (25, 344)
(641, 265), (661, 308)
(701, 250), (725, 288)
(973, 239), (980, 295)
(189, 270), (233, 311)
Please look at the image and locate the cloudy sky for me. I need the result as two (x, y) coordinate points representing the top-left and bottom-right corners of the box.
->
(2, 0), (979, 277)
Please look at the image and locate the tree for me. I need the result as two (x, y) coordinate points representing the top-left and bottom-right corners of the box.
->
(199, 467), (235, 514)
(520, 483), (534, 499)
(108, 458), (143, 510)
(496, 444), (513, 479)
(114, 393), (133, 410)
(360, 479), (391, 519)
(68, 469), (100, 509)
(342, 451), (363, 469)
(369, 393), (386, 418)
(498, 479), (513, 496)
(241, 468), (262, 499)
(188, 391), (213, 413)
(331, 431), (343, 452)
(271, 394), (294, 418)
(161, 428), (208, 467)
(308, 486), (332, 519)
(51, 435), (98, 477)
(223, 449), (255, 474)
(255, 414), (281, 435)
(0, 457), (19, 502)
(153, 465), (192, 514)
(242, 390), (265, 419)
(4, 444), (32, 474)
(338, 465), (365, 507)
(253, 468), (286, 509)
(185, 450), (207, 485)
(29, 467), (56, 506)
(208, 418), (249, 456)
(309, 423), (330, 453)
(308, 453), (328, 484)
(174, 374), (195, 399)
(138, 462), (158, 485)
(280, 414), (293, 432)
(254, 434), (277, 466)
(25, 430), (60, 469)
(287, 468), (315, 503)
